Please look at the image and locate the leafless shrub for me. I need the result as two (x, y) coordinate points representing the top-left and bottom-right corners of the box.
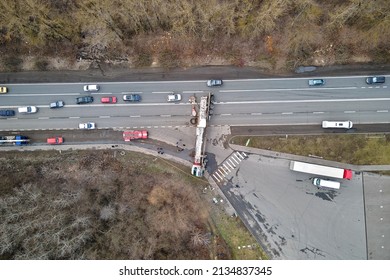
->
(100, 205), (116, 221)
(190, 228), (211, 248)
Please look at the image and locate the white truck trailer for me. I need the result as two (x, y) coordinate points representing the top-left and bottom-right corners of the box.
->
(289, 161), (352, 180)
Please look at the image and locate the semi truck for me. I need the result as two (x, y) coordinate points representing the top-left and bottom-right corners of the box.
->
(289, 161), (352, 180)
(0, 135), (29, 146)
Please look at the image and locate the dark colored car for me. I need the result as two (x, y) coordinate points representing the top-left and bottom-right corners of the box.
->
(50, 100), (65, 109)
(365, 76), (385, 84)
(123, 94), (141, 102)
(206, 79), (223, 87)
(0, 109), (15, 116)
(76, 96), (94, 104)
(308, 79), (325, 86)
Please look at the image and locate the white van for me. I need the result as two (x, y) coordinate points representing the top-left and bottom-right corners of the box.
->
(312, 178), (341, 189)
(18, 106), (38, 114)
(322, 121), (353, 129)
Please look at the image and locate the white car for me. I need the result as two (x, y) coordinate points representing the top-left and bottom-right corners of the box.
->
(18, 106), (38, 114)
(167, 93), (182, 102)
(322, 121), (353, 129)
(83, 85), (100, 92)
(79, 122), (96, 130)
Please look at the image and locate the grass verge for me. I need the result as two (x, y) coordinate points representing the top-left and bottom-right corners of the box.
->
(231, 134), (390, 165)
(211, 209), (268, 260)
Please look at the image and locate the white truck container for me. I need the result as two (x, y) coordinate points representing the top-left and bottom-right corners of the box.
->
(312, 178), (340, 189)
(289, 161), (352, 180)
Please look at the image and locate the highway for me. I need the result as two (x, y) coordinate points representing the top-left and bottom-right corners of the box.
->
(0, 75), (389, 130)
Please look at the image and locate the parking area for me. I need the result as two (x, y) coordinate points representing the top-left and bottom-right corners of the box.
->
(221, 154), (367, 259)
(364, 173), (390, 259)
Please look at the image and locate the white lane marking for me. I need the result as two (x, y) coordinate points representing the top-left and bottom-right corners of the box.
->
(344, 111), (356, 113)
(233, 154), (243, 162)
(69, 116), (80, 119)
(377, 110), (389, 113)
(282, 112), (293, 115)
(215, 170), (225, 178)
(212, 174), (221, 182)
(223, 97), (390, 105)
(228, 159), (236, 167)
(251, 113), (262, 115)
(219, 167), (229, 175)
(160, 115), (171, 117)
(122, 91), (142, 94)
(38, 117), (49, 119)
(84, 92), (112, 95)
(242, 152), (247, 157)
(99, 116), (110, 118)
(152, 91), (174, 94)
(226, 161), (234, 169)
(313, 112), (324, 114)
(231, 156), (240, 164)
(5, 93), (80, 96)
(130, 115), (140, 118)
(236, 152), (245, 160)
(220, 113), (231, 116)
(0, 103), (189, 109)
(183, 91), (204, 93)
(384, 86), (388, 88)
(222, 164), (231, 172)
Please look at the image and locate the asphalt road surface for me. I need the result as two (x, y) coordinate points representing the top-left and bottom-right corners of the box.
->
(1, 74), (390, 131)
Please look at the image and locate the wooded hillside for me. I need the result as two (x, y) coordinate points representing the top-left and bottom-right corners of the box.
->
(0, 150), (226, 259)
(0, 0), (389, 71)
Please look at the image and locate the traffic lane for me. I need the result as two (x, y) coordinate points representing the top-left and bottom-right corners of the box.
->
(0, 115), (192, 130)
(0, 91), (196, 106)
(3, 81), (209, 94)
(3, 75), (383, 94)
(223, 155), (366, 259)
(230, 124), (390, 136)
(214, 86), (389, 102)
(208, 110), (390, 126)
(209, 75), (388, 91)
(0, 103), (191, 117)
(213, 100), (390, 115)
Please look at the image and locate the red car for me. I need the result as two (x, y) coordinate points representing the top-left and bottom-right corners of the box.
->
(123, 130), (148, 141)
(47, 137), (63, 145)
(101, 96), (117, 103)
